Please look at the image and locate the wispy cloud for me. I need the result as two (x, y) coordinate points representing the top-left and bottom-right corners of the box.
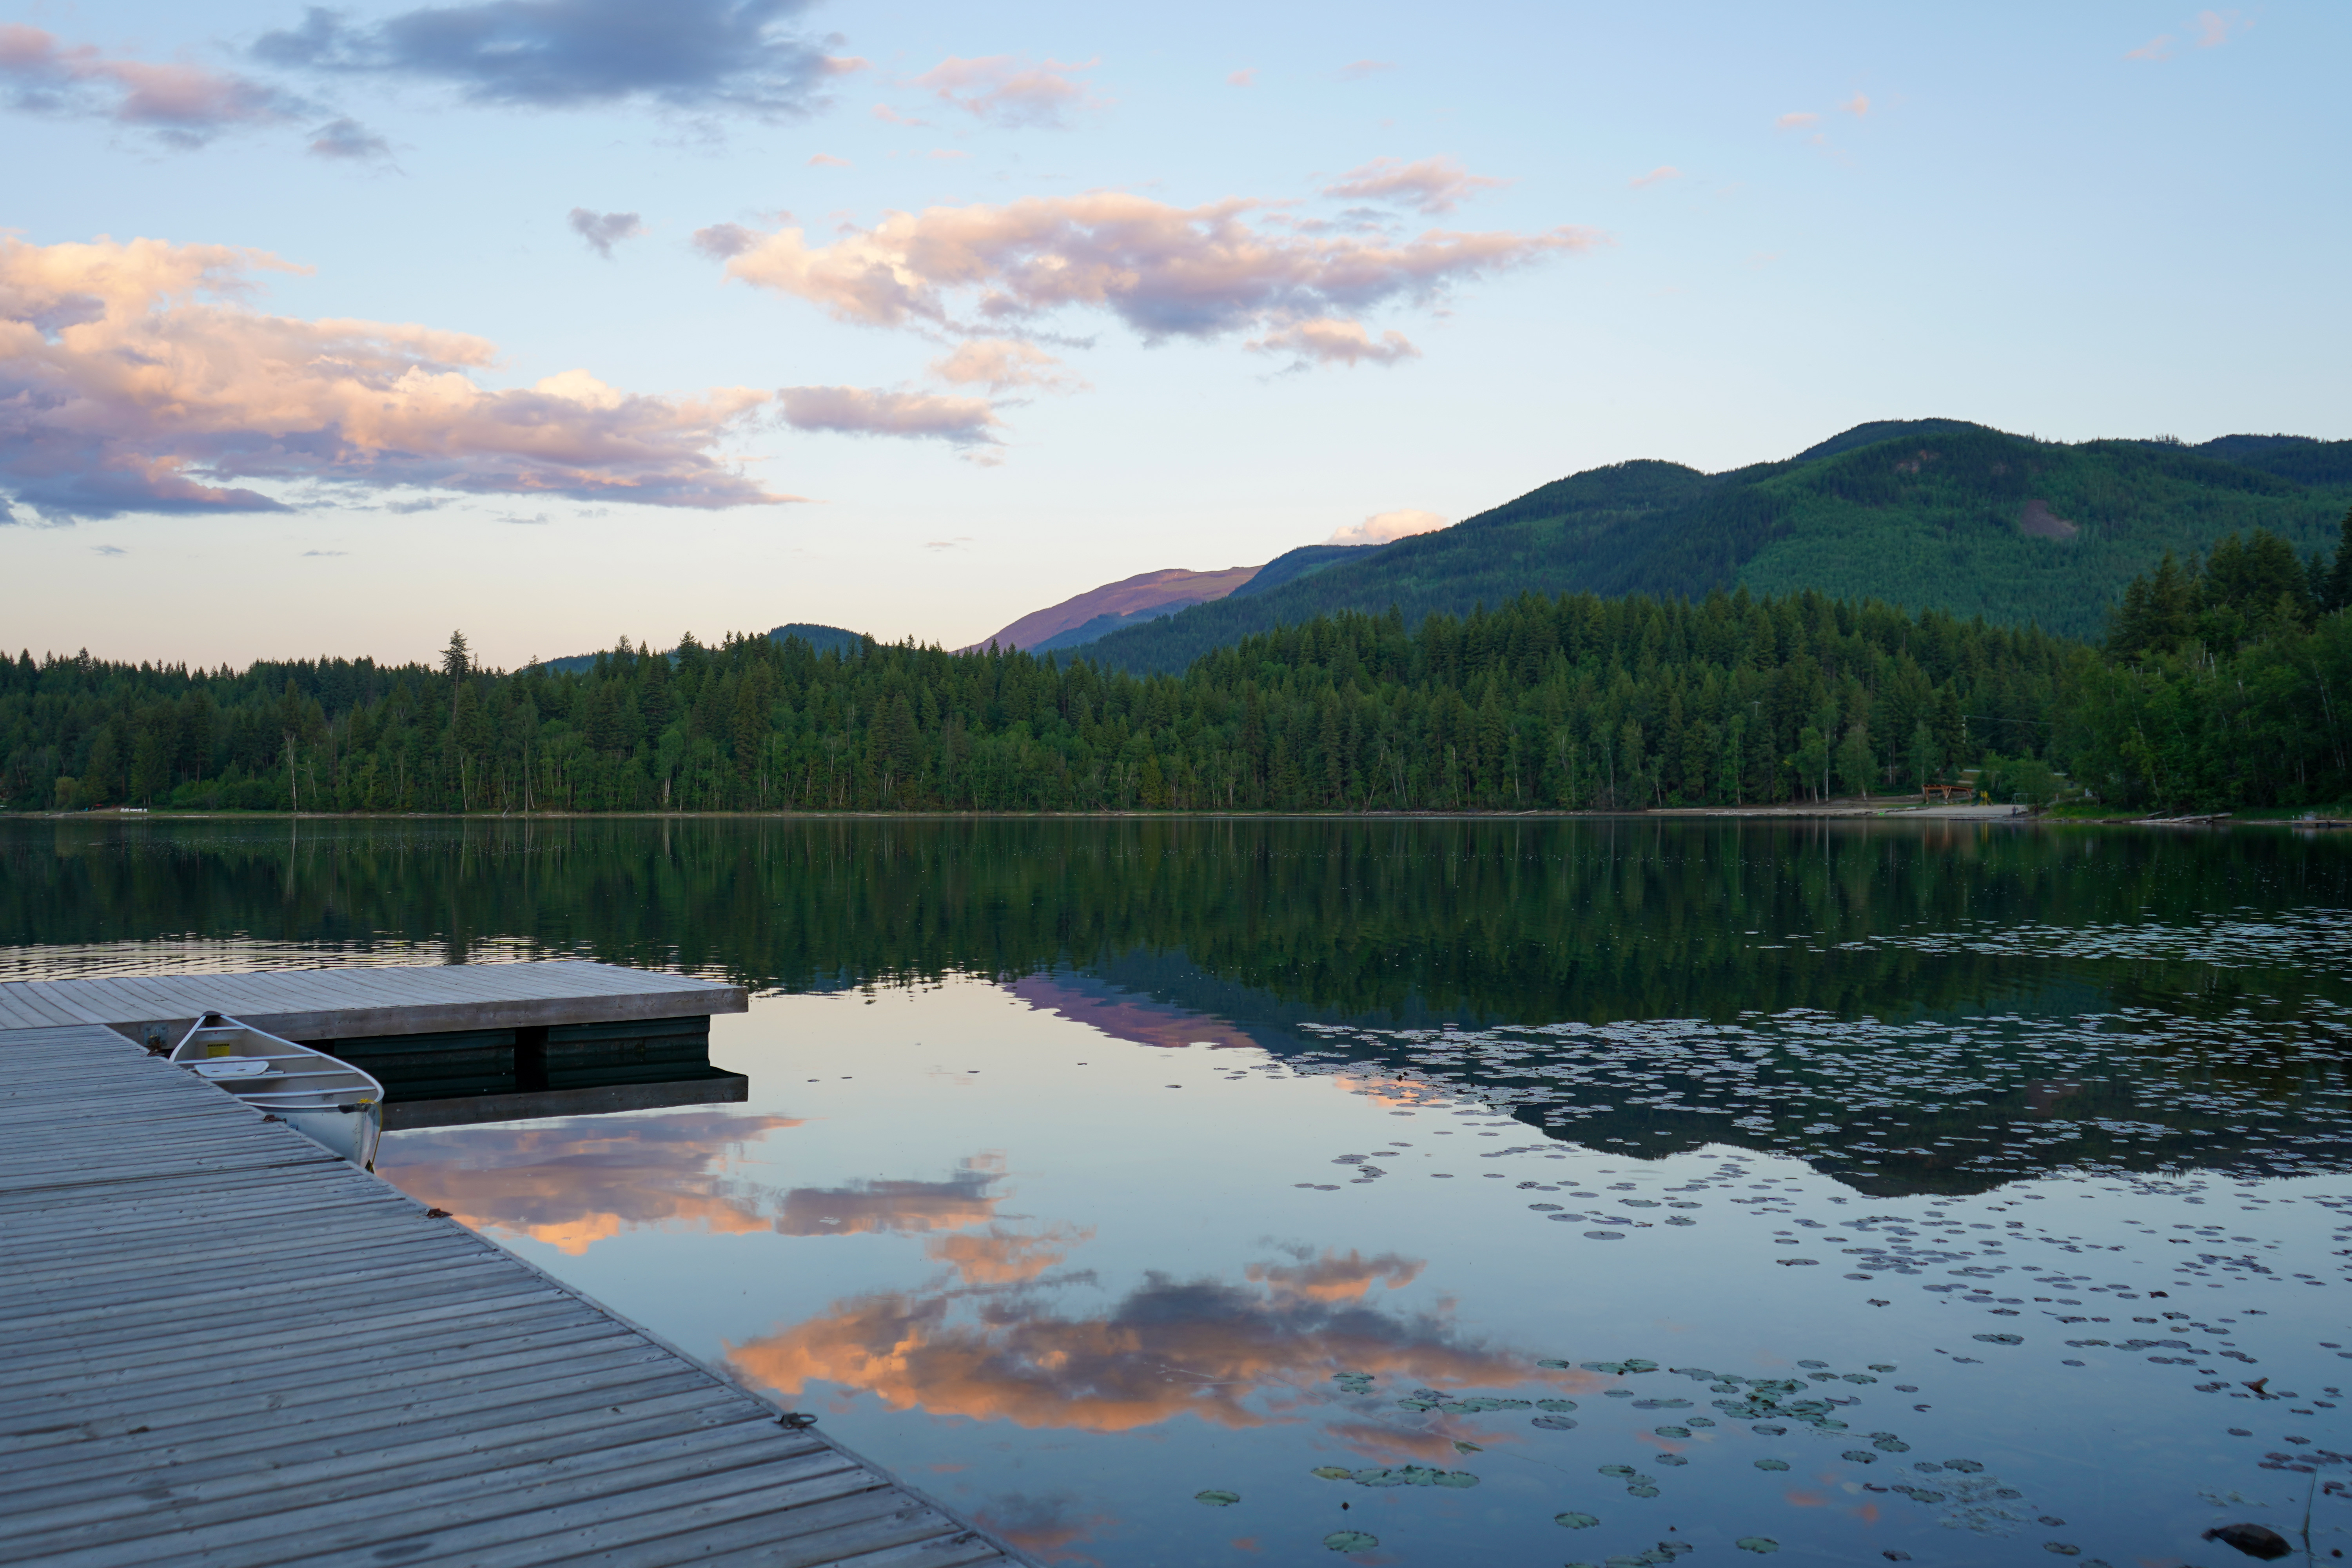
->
(0, 24), (310, 147)
(1775, 110), (1820, 129)
(776, 386), (1002, 446)
(702, 191), (1598, 366)
(567, 207), (646, 258)
(909, 54), (1102, 129)
(2126, 33), (2176, 60)
(1841, 91), (1871, 116)
(90, 543), (127, 555)
(1629, 165), (1683, 188)
(929, 339), (1084, 393)
(2134, 9), (2247, 58)
(1336, 59), (1392, 81)
(305, 115), (392, 160)
(807, 152), (849, 167)
(0, 235), (788, 521)
(253, 0), (840, 117)
(1249, 318), (1419, 368)
(301, 548), (348, 555)
(1327, 508), (1446, 546)
(1227, 67), (1256, 88)
(1320, 156), (1510, 216)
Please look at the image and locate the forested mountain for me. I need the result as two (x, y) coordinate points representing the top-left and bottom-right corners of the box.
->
(964, 564), (1261, 653)
(1075, 422), (2352, 673)
(3, 589), (2081, 816)
(539, 623), (865, 674)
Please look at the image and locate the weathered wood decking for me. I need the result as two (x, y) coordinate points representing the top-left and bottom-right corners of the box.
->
(0, 1024), (1024, 1568)
(0, 961), (748, 1045)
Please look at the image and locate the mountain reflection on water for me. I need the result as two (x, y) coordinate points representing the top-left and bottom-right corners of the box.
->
(11, 816), (2352, 1566)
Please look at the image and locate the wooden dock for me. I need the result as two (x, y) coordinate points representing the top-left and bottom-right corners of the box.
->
(0, 960), (748, 1047)
(0, 1022), (1026, 1568)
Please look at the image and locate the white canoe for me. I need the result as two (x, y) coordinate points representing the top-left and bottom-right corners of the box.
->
(169, 1013), (385, 1169)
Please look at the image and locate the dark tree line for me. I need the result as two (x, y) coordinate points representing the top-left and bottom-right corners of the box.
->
(2, 588), (2074, 815)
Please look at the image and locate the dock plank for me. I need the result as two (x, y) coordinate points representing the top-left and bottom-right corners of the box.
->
(0, 1018), (1024, 1568)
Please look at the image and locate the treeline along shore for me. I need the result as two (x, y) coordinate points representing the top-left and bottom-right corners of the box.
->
(7, 522), (2352, 815)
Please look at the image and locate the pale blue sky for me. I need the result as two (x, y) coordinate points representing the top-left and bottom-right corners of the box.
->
(4, 0), (2343, 666)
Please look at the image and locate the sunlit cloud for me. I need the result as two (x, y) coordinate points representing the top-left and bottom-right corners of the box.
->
(807, 152), (849, 167)
(1248, 316), (1419, 368)
(871, 102), (927, 125)
(1320, 155), (1510, 216)
(929, 338), (1085, 393)
(0, 24), (309, 147)
(727, 1264), (1586, 1433)
(1775, 111), (1820, 129)
(1327, 508), (1447, 547)
(1227, 67), (1257, 87)
(253, 0), (840, 116)
(0, 235), (789, 521)
(375, 1111), (806, 1254)
(912, 54), (1102, 129)
(567, 207), (646, 258)
(701, 192), (1598, 359)
(2194, 8), (2247, 47)
(1629, 165), (1683, 188)
(1841, 91), (1871, 116)
(776, 385), (1004, 446)
(1336, 59), (1393, 81)
(1247, 1247), (1424, 1303)
(926, 1223), (1091, 1285)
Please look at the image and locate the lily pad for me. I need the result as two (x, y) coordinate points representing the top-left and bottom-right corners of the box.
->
(1537, 1358), (1574, 1370)
(1655, 1426), (1691, 1439)
(1536, 1398), (1579, 1412)
(1627, 1483), (1661, 1497)
(1309, 1467), (1352, 1481)
(1194, 1490), (1240, 1506)
(1944, 1459), (1985, 1473)
(1973, 1333), (2024, 1346)
(1324, 1530), (1379, 1552)
(1841, 1450), (1878, 1464)
(1755, 1458), (1791, 1471)
(1554, 1512), (1601, 1530)
(1533, 1415), (1579, 1430)
(1600, 1464), (1638, 1477)
(1735, 1538), (1781, 1554)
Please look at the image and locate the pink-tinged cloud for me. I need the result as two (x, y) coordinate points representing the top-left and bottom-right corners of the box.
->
(1336, 59), (1392, 81)
(777, 385), (1002, 445)
(821, 55), (871, 76)
(1227, 67), (1257, 87)
(1842, 91), (1871, 116)
(871, 102), (927, 125)
(704, 191), (1599, 348)
(0, 24), (310, 145)
(1328, 509), (1446, 547)
(930, 338), (1084, 392)
(2194, 9), (2246, 47)
(2126, 33), (2176, 60)
(1250, 317), (1419, 368)
(0, 235), (787, 521)
(807, 152), (849, 167)
(912, 54), (1101, 128)
(1775, 111), (1820, 128)
(1320, 156), (1510, 216)
(1630, 165), (1682, 189)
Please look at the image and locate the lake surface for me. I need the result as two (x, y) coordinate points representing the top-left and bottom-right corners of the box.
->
(8, 816), (2352, 1567)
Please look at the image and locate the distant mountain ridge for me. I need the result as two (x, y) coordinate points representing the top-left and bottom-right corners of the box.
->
(1002, 543), (1389, 655)
(537, 622), (865, 674)
(1069, 420), (2352, 673)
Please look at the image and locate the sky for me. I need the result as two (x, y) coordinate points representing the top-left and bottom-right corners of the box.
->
(3, 0), (2346, 669)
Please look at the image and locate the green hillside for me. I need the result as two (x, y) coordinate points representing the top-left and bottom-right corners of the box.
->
(1077, 422), (2352, 673)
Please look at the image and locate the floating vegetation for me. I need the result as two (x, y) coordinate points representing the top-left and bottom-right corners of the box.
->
(1532, 1415), (1579, 1430)
(1331, 1372), (1376, 1395)
(1842, 1450), (1878, 1464)
(1973, 1333), (2024, 1346)
(1735, 1539), (1781, 1554)
(1553, 1512), (1601, 1530)
(1309, 1467), (1352, 1481)
(1194, 1490), (1239, 1506)
(1755, 1458), (1791, 1471)
(1323, 1531), (1378, 1552)
(1330, 1466), (1480, 1490)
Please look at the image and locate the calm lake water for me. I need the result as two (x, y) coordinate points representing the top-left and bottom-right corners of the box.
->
(9, 816), (2352, 1567)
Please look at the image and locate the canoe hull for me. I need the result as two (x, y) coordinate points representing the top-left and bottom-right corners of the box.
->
(168, 1013), (387, 1170)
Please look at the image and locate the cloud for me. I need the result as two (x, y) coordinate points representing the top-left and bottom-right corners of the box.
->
(0, 235), (789, 521)
(925, 1223), (1091, 1286)
(305, 115), (392, 159)
(1336, 59), (1392, 81)
(1629, 165), (1683, 189)
(704, 191), (1598, 351)
(1246, 1247), (1423, 1303)
(1775, 111), (1820, 129)
(1841, 91), (1871, 116)
(301, 548), (348, 555)
(775, 1163), (1006, 1235)
(928, 338), (1083, 392)
(568, 207), (646, 257)
(806, 152), (849, 167)
(0, 24), (309, 146)
(2195, 8), (2247, 47)
(1249, 317), (1418, 368)
(1328, 508), (1447, 546)
(871, 102), (927, 125)
(777, 385), (1003, 445)
(2126, 33), (2176, 60)
(90, 543), (127, 555)
(726, 1261), (1586, 1434)
(911, 55), (1102, 129)
(1227, 68), (1256, 87)
(1319, 156), (1509, 216)
(375, 1111), (807, 1254)
(253, 0), (837, 116)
